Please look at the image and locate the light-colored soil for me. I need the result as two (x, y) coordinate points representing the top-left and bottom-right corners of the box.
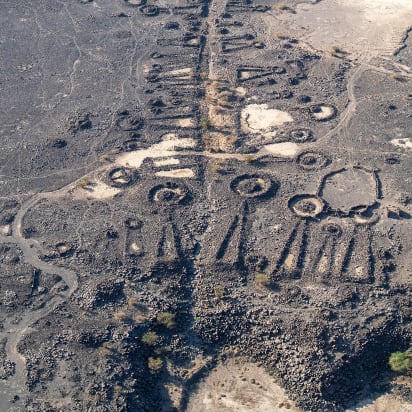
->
(346, 394), (412, 412)
(116, 134), (196, 168)
(278, 0), (412, 59)
(391, 138), (412, 150)
(262, 142), (300, 157)
(155, 168), (195, 178)
(186, 361), (300, 412)
(72, 180), (121, 200)
(313, 105), (335, 121)
(347, 376), (412, 411)
(162, 68), (193, 79)
(0, 225), (11, 235)
(241, 104), (294, 137)
(153, 158), (180, 167)
(176, 118), (196, 128)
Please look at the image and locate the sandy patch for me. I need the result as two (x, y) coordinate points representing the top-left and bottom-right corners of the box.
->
(116, 135), (196, 168)
(129, 242), (142, 255)
(235, 87), (247, 97)
(208, 105), (236, 130)
(391, 138), (412, 150)
(239, 71), (256, 80)
(144, 65), (193, 80)
(284, 253), (295, 270)
(186, 361), (300, 412)
(281, 0), (412, 59)
(153, 158), (180, 167)
(163, 68), (193, 79)
(346, 394), (412, 412)
(155, 168), (195, 178)
(176, 117), (195, 128)
(0, 225), (11, 235)
(73, 180), (121, 200)
(187, 38), (200, 46)
(262, 142), (300, 157)
(318, 255), (329, 274)
(350, 0), (412, 22)
(241, 104), (294, 136)
(313, 105), (335, 121)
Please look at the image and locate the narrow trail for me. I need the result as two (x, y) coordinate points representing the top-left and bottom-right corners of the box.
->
(315, 62), (369, 148)
(318, 55), (411, 149)
(0, 190), (79, 411)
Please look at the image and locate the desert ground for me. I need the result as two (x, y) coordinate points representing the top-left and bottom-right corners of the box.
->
(0, 0), (411, 411)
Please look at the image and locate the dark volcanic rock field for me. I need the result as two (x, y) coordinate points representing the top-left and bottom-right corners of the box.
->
(0, 0), (411, 411)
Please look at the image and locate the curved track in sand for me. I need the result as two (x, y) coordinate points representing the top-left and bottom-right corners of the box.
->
(0, 192), (78, 411)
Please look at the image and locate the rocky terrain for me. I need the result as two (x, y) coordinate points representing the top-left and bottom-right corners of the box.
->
(0, 0), (411, 411)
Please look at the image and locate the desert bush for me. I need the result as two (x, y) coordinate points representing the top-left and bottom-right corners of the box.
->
(141, 331), (159, 346)
(275, 32), (288, 39)
(389, 350), (412, 373)
(255, 273), (271, 287)
(213, 285), (225, 299)
(114, 384), (123, 394)
(77, 177), (91, 190)
(99, 347), (112, 357)
(148, 357), (163, 373)
(127, 297), (139, 308)
(114, 311), (129, 322)
(156, 312), (176, 329)
(199, 116), (211, 130)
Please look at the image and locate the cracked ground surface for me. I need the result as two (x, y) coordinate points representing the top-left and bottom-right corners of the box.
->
(0, 0), (412, 411)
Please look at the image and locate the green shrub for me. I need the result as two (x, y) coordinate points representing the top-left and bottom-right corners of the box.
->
(255, 273), (271, 287)
(199, 116), (211, 130)
(141, 331), (159, 346)
(77, 177), (91, 190)
(156, 312), (176, 329)
(213, 285), (225, 299)
(148, 357), (163, 373)
(389, 350), (412, 373)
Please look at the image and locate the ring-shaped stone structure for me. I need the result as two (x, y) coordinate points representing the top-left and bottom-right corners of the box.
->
(230, 174), (275, 199)
(289, 194), (324, 218)
(107, 167), (137, 188)
(296, 151), (331, 170)
(321, 222), (343, 238)
(149, 182), (189, 205)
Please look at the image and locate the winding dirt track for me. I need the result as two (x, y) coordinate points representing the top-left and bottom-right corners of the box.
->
(0, 192), (78, 411)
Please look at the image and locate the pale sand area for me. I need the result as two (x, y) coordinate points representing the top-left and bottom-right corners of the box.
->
(346, 376), (412, 412)
(241, 104), (294, 137)
(186, 364), (412, 412)
(263, 142), (300, 157)
(186, 362), (301, 412)
(116, 134), (196, 168)
(155, 168), (195, 178)
(391, 138), (412, 150)
(280, 0), (412, 59)
(72, 180), (120, 200)
(346, 394), (412, 412)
